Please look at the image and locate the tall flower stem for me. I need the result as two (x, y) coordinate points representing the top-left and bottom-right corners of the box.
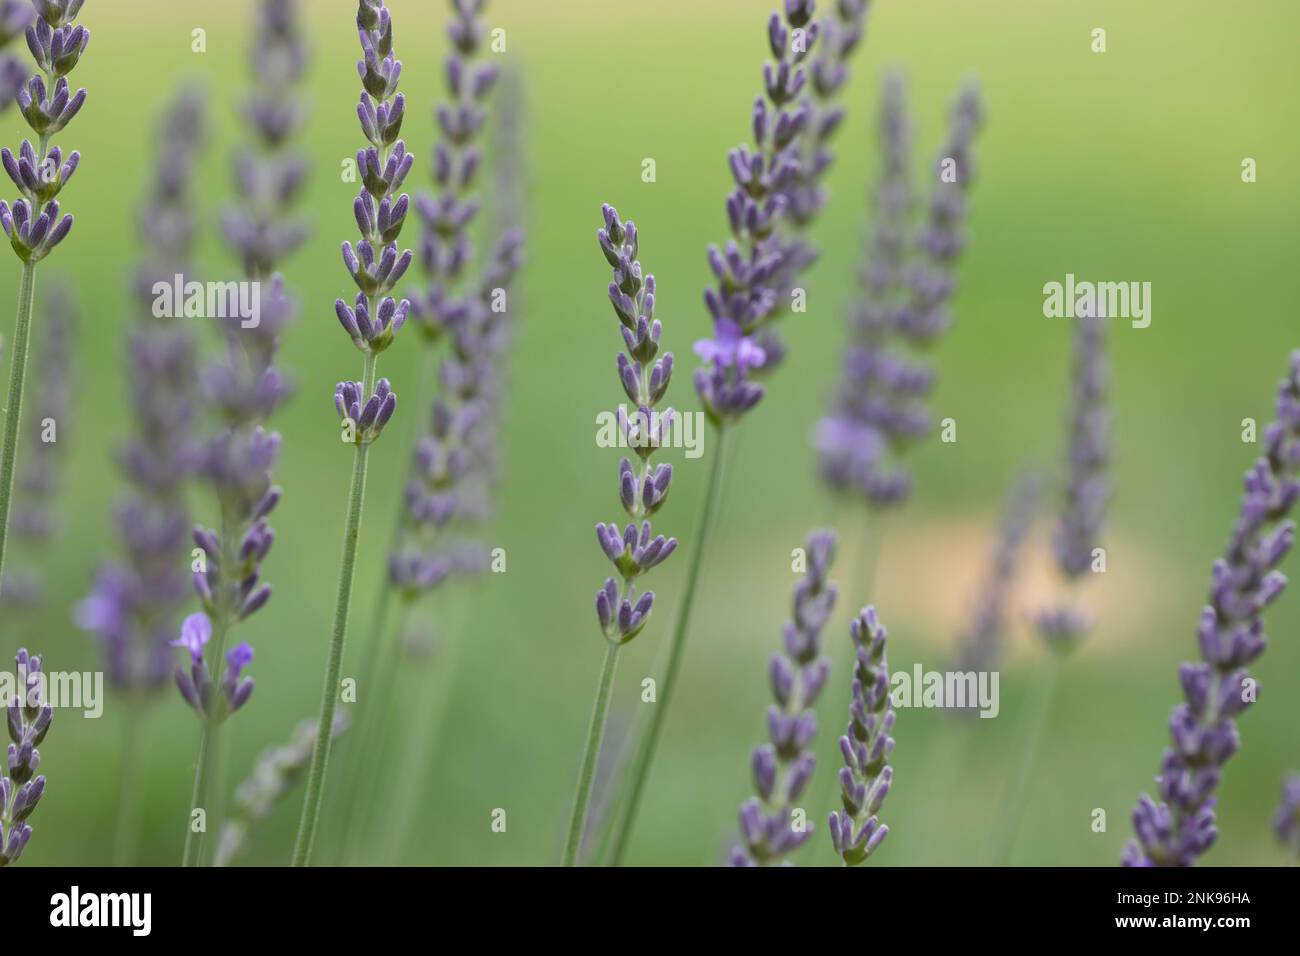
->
(0, 259), (37, 592)
(563, 638), (622, 867)
(986, 652), (1060, 865)
(609, 424), (732, 864)
(293, 351), (378, 867)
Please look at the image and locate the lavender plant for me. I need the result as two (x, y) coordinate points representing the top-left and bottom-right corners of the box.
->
(613, 0), (870, 866)
(78, 89), (207, 694)
(990, 311), (1109, 865)
(562, 204), (677, 867)
(177, 0), (310, 869)
(0, 0), (87, 599)
(0, 281), (73, 611)
(0, 2), (33, 112)
(1124, 353), (1300, 866)
(292, 0), (411, 867)
(215, 713), (348, 867)
(1, 649), (51, 866)
(816, 75), (984, 506)
(828, 606), (894, 865)
(731, 530), (836, 866)
(1275, 773), (1300, 858)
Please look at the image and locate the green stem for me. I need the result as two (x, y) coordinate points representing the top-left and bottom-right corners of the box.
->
(291, 351), (378, 866)
(986, 653), (1060, 865)
(608, 425), (732, 865)
(562, 638), (621, 866)
(0, 259), (39, 594)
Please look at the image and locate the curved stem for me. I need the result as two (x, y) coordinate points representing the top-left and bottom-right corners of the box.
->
(292, 352), (377, 866)
(986, 653), (1060, 865)
(609, 424), (732, 865)
(563, 638), (621, 866)
(0, 259), (39, 594)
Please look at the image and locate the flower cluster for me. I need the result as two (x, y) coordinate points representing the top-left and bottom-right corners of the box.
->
(694, 0), (871, 427)
(731, 530), (837, 866)
(1, 649), (51, 867)
(332, 0), (411, 438)
(0, 283), (74, 610)
(0, 0), (87, 263)
(816, 75), (983, 506)
(594, 205), (676, 643)
(78, 90), (207, 694)
(171, 613), (255, 721)
(828, 605), (895, 864)
(1124, 352), (1300, 866)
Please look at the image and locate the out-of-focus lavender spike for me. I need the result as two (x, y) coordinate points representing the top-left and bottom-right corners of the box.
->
(78, 89), (207, 695)
(815, 74), (983, 508)
(694, 0), (872, 427)
(731, 529), (837, 866)
(1275, 773), (1300, 858)
(0, 2), (34, 112)
(1, 648), (52, 866)
(829, 605), (895, 865)
(0, 282), (75, 611)
(214, 712), (348, 867)
(1034, 309), (1110, 650)
(952, 469), (1043, 681)
(1125, 352), (1300, 867)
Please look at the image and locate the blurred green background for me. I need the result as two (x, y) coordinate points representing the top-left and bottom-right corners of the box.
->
(4, 0), (1299, 866)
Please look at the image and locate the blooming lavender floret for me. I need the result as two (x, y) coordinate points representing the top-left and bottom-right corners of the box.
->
(816, 75), (983, 506)
(79, 90), (206, 695)
(828, 605), (894, 864)
(0, 283), (74, 610)
(1124, 351), (1300, 867)
(0, 0), (87, 263)
(171, 614), (255, 720)
(593, 205), (676, 644)
(1275, 773), (1300, 857)
(731, 530), (836, 866)
(1, 649), (51, 866)
(694, 0), (871, 426)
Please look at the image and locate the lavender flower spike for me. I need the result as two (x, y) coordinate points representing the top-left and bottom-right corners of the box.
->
(1274, 773), (1300, 858)
(292, 0), (411, 867)
(694, 0), (872, 426)
(1, 649), (52, 866)
(829, 606), (895, 865)
(562, 205), (677, 866)
(1125, 352), (1300, 867)
(0, 0), (88, 603)
(732, 530), (837, 866)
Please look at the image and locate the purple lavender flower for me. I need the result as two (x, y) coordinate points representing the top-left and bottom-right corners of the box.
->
(816, 75), (983, 507)
(78, 89), (207, 694)
(0, 282), (74, 611)
(694, 0), (871, 426)
(1124, 352), (1300, 867)
(828, 605), (895, 865)
(1, 649), (52, 866)
(1033, 311), (1110, 649)
(732, 530), (837, 866)
(171, 614), (255, 721)
(0, 2), (34, 112)
(593, 204), (677, 644)
(1275, 773), (1300, 857)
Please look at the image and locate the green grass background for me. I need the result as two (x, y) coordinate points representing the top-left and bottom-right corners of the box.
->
(3, 0), (1299, 866)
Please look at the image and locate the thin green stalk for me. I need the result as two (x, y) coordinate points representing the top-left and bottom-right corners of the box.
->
(292, 351), (378, 866)
(0, 259), (39, 594)
(608, 425), (732, 865)
(112, 703), (143, 866)
(563, 638), (621, 866)
(986, 653), (1061, 865)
